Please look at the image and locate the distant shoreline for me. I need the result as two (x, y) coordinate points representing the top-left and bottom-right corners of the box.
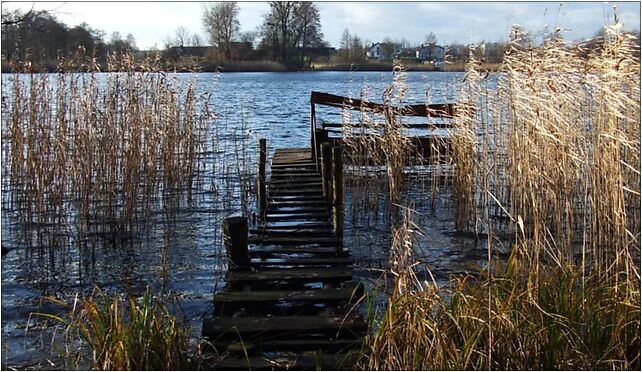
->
(1, 61), (502, 74)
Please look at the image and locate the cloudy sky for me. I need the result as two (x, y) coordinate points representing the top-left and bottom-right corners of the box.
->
(5, 1), (641, 49)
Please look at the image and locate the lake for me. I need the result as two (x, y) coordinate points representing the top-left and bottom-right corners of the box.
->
(1, 70), (492, 368)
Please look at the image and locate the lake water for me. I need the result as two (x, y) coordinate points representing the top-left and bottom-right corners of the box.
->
(1, 71), (493, 369)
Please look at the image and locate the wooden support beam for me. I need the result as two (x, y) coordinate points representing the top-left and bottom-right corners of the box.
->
(321, 142), (334, 204)
(311, 102), (317, 162)
(258, 138), (267, 220)
(222, 216), (249, 268)
(332, 146), (344, 244)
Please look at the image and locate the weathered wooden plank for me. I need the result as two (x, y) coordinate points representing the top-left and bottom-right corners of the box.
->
(252, 225), (332, 231)
(249, 236), (340, 246)
(321, 122), (453, 129)
(311, 91), (457, 118)
(268, 201), (328, 209)
(271, 168), (318, 174)
(249, 246), (346, 255)
(226, 268), (352, 284)
(269, 185), (323, 192)
(269, 188), (324, 196)
(213, 285), (363, 304)
(249, 257), (354, 266)
(210, 352), (357, 370)
(264, 214), (328, 222)
(257, 222), (332, 229)
(268, 183), (323, 190)
(203, 315), (366, 337)
(215, 339), (362, 353)
(271, 159), (315, 166)
(251, 231), (333, 240)
(274, 147), (310, 152)
(267, 206), (328, 213)
(270, 162), (317, 169)
(269, 177), (321, 184)
(270, 173), (322, 180)
(268, 195), (326, 202)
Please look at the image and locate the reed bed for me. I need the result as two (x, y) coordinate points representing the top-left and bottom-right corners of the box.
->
(2, 50), (259, 367)
(361, 23), (640, 370)
(2, 50), (257, 284)
(4, 51), (207, 242)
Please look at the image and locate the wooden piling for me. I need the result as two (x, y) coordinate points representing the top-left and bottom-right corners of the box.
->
(332, 146), (343, 242)
(222, 216), (249, 268)
(310, 103), (317, 162)
(258, 138), (267, 219)
(321, 142), (333, 204)
(314, 129), (327, 168)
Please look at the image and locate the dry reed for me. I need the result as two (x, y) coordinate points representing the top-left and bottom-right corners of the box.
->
(362, 22), (640, 370)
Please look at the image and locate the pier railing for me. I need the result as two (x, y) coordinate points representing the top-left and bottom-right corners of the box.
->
(309, 91), (458, 165)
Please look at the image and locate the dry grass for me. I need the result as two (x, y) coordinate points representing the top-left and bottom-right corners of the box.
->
(2, 50), (260, 367)
(37, 287), (194, 370)
(3, 51), (210, 242)
(361, 23), (640, 370)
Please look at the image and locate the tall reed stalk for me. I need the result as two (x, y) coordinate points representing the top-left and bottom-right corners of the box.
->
(363, 22), (640, 370)
(1, 51), (219, 284)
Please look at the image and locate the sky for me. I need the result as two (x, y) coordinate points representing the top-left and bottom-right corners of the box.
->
(3, 1), (641, 50)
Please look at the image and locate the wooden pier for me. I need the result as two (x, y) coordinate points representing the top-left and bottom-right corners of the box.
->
(203, 147), (365, 370)
(202, 91), (458, 369)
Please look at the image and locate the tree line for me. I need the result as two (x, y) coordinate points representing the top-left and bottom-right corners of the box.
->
(2, 2), (638, 72)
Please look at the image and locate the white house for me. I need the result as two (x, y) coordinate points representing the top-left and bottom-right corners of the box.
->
(416, 44), (445, 63)
(366, 42), (402, 61)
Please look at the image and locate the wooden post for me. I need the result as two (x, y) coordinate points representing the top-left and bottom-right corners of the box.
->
(222, 216), (249, 268)
(258, 138), (267, 220)
(310, 102), (317, 162)
(332, 146), (344, 242)
(321, 142), (333, 204)
(315, 128), (328, 167)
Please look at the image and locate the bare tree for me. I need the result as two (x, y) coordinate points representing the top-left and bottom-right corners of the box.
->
(293, 2), (322, 67)
(126, 33), (137, 50)
(339, 28), (351, 61)
(424, 32), (437, 46)
(175, 26), (190, 47)
(260, 1), (323, 69)
(202, 2), (240, 60)
(191, 33), (203, 47)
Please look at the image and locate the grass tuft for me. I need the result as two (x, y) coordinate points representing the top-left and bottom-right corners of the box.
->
(37, 288), (195, 370)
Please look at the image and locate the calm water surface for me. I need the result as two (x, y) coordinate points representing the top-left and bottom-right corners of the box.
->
(1, 71), (493, 368)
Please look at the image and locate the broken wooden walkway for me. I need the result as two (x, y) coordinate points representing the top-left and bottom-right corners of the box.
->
(203, 147), (366, 370)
